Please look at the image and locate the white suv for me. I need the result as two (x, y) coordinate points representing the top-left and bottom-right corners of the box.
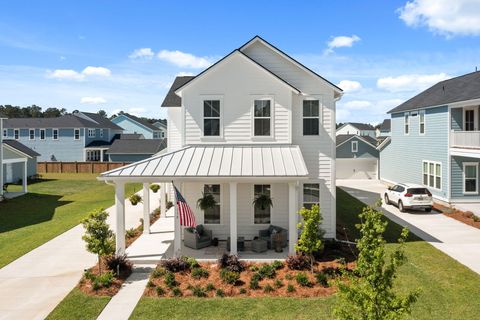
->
(384, 183), (433, 212)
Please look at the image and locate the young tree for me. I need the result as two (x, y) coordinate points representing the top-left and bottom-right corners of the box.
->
(333, 206), (420, 320)
(295, 204), (325, 271)
(82, 209), (115, 273)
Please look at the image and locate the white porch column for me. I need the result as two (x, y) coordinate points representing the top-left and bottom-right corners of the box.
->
(101, 149), (104, 162)
(173, 182), (182, 257)
(288, 182), (298, 255)
(229, 182), (238, 255)
(160, 182), (166, 218)
(142, 183), (150, 234)
(22, 160), (27, 193)
(115, 182), (126, 256)
(0, 118), (3, 198)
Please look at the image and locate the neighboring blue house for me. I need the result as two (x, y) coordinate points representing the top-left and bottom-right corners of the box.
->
(111, 113), (165, 139)
(336, 134), (379, 179)
(3, 111), (124, 162)
(153, 120), (167, 138)
(379, 71), (480, 204)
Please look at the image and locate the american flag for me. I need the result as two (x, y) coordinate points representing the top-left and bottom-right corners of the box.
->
(173, 185), (197, 227)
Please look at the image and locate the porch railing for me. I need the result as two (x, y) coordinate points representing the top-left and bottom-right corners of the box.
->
(450, 131), (480, 149)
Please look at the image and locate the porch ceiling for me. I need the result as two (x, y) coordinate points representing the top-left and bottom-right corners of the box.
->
(98, 145), (309, 182)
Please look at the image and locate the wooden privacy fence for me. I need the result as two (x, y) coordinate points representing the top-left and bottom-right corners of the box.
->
(37, 161), (130, 174)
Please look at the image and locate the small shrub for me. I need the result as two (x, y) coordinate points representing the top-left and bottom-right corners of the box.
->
(249, 278), (260, 290)
(206, 283), (215, 291)
(129, 194), (142, 206)
(84, 270), (94, 281)
(263, 284), (274, 293)
(323, 267), (342, 278)
(258, 264), (276, 279)
(184, 256), (200, 269)
(166, 201), (174, 210)
(218, 253), (246, 272)
(171, 287), (182, 297)
(464, 211), (474, 218)
(164, 272), (177, 288)
(239, 288), (247, 294)
(220, 269), (240, 285)
(160, 257), (189, 272)
(473, 215), (480, 222)
(150, 184), (160, 193)
(295, 272), (311, 287)
(191, 285), (207, 297)
(147, 280), (155, 288)
(152, 267), (167, 278)
(92, 271), (115, 290)
(316, 272), (329, 287)
(126, 228), (138, 239)
(251, 272), (262, 282)
(191, 268), (209, 279)
(285, 274), (293, 280)
(274, 279), (284, 288)
(156, 286), (166, 296)
(286, 254), (310, 270)
(249, 265), (259, 272)
(271, 260), (284, 270)
(286, 284), (295, 293)
(216, 289), (225, 297)
(105, 254), (133, 275)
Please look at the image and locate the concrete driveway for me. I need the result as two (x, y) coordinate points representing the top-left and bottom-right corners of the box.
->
(337, 179), (480, 275)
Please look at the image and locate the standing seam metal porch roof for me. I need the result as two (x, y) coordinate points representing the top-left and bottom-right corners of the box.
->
(99, 145), (308, 179)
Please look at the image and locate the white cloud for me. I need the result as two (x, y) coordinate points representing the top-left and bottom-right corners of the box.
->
(338, 80), (362, 92)
(82, 66), (111, 77)
(111, 107), (146, 116)
(398, 0), (480, 37)
(81, 96), (107, 104)
(47, 69), (84, 80)
(326, 35), (360, 54)
(343, 100), (372, 110)
(377, 72), (450, 92)
(176, 71), (195, 76)
(129, 48), (154, 59)
(157, 50), (212, 68)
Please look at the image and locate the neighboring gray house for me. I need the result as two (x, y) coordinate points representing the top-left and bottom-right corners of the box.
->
(336, 134), (378, 179)
(3, 111), (124, 162)
(336, 122), (376, 138)
(111, 113), (165, 139)
(379, 71), (480, 205)
(106, 138), (167, 162)
(377, 119), (391, 137)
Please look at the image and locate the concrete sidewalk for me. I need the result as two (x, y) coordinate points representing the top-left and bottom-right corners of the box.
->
(337, 179), (480, 275)
(0, 190), (160, 320)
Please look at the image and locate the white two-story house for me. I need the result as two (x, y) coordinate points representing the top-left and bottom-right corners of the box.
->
(99, 36), (342, 258)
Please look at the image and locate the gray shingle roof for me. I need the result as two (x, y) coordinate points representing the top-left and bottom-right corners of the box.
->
(119, 133), (145, 140)
(388, 71), (480, 114)
(81, 112), (124, 130)
(4, 140), (40, 157)
(345, 122), (375, 131)
(379, 119), (391, 132)
(336, 134), (377, 147)
(106, 139), (167, 155)
(118, 113), (160, 131)
(161, 76), (195, 107)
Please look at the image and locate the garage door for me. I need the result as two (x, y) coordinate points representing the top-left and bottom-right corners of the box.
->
(336, 158), (377, 179)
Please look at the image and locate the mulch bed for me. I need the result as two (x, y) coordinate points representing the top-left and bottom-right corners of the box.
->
(434, 203), (480, 230)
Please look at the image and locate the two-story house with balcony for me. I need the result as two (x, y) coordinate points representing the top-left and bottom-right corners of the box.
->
(3, 111), (124, 162)
(99, 36), (343, 258)
(379, 71), (480, 205)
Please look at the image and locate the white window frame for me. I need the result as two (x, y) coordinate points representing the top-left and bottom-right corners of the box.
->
(2, 129), (6, 138)
(422, 160), (442, 190)
(201, 95), (223, 139)
(302, 98), (321, 136)
(463, 162), (479, 195)
(39, 129), (46, 140)
(303, 183), (320, 209)
(99, 129), (104, 138)
(88, 128), (96, 138)
(419, 110), (426, 135)
(463, 107), (478, 131)
(52, 128), (59, 140)
(29, 129), (35, 140)
(251, 96), (274, 138)
(404, 112), (409, 135)
(74, 128), (80, 140)
(252, 184), (271, 225)
(14, 129), (19, 140)
(351, 140), (358, 153)
(202, 184), (222, 225)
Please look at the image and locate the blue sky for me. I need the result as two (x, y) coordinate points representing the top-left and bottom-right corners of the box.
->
(1, 0), (479, 123)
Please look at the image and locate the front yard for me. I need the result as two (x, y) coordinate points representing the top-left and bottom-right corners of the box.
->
(0, 173), (139, 268)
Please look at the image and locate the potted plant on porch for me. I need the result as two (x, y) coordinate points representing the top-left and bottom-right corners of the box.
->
(196, 192), (217, 211)
(252, 193), (273, 211)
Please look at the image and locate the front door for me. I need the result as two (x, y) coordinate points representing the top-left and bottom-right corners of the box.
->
(464, 109), (476, 131)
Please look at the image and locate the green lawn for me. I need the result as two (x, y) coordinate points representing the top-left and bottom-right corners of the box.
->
(48, 187), (480, 320)
(0, 173), (139, 268)
(46, 288), (111, 320)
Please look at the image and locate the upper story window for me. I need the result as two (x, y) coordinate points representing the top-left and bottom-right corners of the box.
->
(14, 129), (19, 140)
(88, 129), (96, 138)
(404, 113), (409, 135)
(29, 129), (35, 140)
(351, 140), (358, 152)
(74, 129), (80, 140)
(303, 100), (320, 135)
(40, 129), (46, 140)
(419, 110), (425, 134)
(53, 129), (59, 140)
(99, 129), (104, 138)
(303, 183), (319, 210)
(253, 99), (272, 136)
(203, 184), (221, 224)
(161, 132), (165, 138)
(203, 100), (220, 136)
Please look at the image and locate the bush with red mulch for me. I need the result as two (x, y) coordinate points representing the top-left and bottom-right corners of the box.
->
(434, 203), (480, 229)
